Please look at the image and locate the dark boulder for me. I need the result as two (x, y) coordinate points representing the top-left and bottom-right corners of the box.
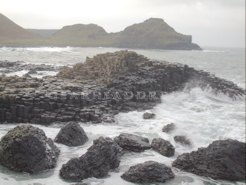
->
(54, 122), (88, 146)
(172, 139), (245, 181)
(121, 161), (175, 183)
(143, 112), (156, 119)
(151, 138), (175, 157)
(162, 123), (176, 133)
(59, 136), (122, 181)
(114, 133), (151, 152)
(174, 135), (191, 146)
(0, 125), (60, 173)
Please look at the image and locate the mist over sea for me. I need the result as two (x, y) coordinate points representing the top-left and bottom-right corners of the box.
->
(0, 46), (245, 185)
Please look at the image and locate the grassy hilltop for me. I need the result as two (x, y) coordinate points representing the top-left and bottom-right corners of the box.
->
(0, 13), (201, 50)
(0, 13), (41, 45)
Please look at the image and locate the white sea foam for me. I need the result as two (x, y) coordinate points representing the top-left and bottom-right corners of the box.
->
(0, 86), (244, 185)
(25, 46), (73, 52)
(0, 47), (245, 185)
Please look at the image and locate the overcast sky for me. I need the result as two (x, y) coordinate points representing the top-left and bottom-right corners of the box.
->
(1, 0), (245, 48)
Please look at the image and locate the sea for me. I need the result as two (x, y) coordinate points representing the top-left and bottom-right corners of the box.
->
(0, 46), (245, 185)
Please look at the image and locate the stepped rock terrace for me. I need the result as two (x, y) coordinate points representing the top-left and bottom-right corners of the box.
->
(0, 50), (244, 124)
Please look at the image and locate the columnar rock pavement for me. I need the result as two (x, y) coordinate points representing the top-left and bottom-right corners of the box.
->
(0, 50), (244, 124)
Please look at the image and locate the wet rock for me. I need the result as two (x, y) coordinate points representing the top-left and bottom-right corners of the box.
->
(54, 121), (88, 146)
(121, 161), (175, 183)
(0, 125), (60, 173)
(59, 137), (122, 181)
(151, 138), (175, 157)
(0, 50), (244, 125)
(172, 139), (245, 181)
(162, 123), (176, 133)
(143, 112), (156, 119)
(174, 135), (191, 146)
(114, 133), (151, 152)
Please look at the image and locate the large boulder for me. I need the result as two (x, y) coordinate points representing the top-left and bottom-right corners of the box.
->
(59, 137), (122, 181)
(114, 133), (151, 152)
(0, 125), (60, 173)
(151, 138), (175, 157)
(121, 161), (175, 183)
(172, 139), (245, 181)
(174, 135), (191, 146)
(54, 122), (88, 146)
(162, 123), (175, 133)
(143, 112), (156, 119)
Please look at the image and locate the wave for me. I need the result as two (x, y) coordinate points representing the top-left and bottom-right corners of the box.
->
(202, 50), (226, 53)
(0, 46), (74, 53)
(25, 46), (73, 52)
(153, 86), (245, 147)
(191, 49), (227, 53)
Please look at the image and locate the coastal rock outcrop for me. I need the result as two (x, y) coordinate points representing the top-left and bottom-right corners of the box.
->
(0, 50), (244, 125)
(162, 123), (176, 133)
(114, 133), (151, 152)
(143, 112), (156, 119)
(151, 138), (175, 157)
(0, 60), (64, 75)
(121, 161), (175, 183)
(59, 137), (122, 181)
(172, 139), (245, 181)
(0, 125), (60, 173)
(174, 135), (191, 146)
(54, 121), (88, 146)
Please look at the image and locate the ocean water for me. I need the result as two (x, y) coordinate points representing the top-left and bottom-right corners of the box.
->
(0, 47), (245, 185)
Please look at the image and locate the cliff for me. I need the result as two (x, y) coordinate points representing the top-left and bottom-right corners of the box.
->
(0, 13), (201, 50)
(0, 13), (41, 42)
(112, 18), (201, 50)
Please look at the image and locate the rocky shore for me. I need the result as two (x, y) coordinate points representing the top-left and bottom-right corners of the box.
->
(0, 124), (244, 183)
(0, 50), (245, 183)
(0, 50), (244, 124)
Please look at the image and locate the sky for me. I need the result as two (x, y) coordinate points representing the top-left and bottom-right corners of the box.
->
(1, 0), (245, 48)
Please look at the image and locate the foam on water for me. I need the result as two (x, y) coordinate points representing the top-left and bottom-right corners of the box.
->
(25, 46), (73, 52)
(0, 86), (244, 185)
(0, 47), (245, 185)
(3, 70), (29, 77)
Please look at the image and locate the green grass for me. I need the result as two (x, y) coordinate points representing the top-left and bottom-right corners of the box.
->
(0, 13), (41, 42)
(0, 15), (200, 50)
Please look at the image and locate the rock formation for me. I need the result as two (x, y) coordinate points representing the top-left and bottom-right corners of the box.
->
(114, 133), (151, 152)
(54, 121), (88, 146)
(0, 125), (60, 173)
(0, 50), (244, 125)
(0, 60), (64, 75)
(174, 135), (191, 146)
(121, 161), (175, 183)
(172, 139), (245, 181)
(59, 137), (122, 181)
(151, 138), (175, 157)
(162, 123), (176, 133)
(113, 18), (201, 50)
(143, 112), (156, 119)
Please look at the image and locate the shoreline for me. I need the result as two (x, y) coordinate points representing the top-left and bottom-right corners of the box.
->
(0, 50), (244, 125)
